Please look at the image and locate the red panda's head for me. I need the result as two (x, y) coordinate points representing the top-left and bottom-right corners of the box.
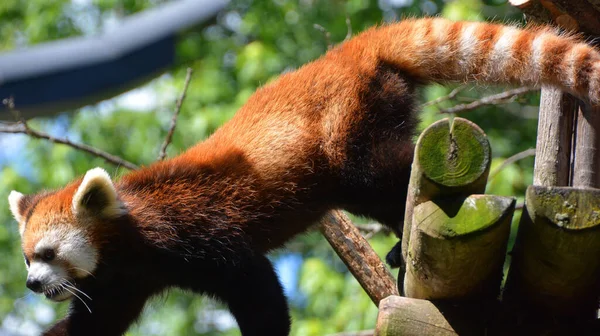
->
(8, 167), (126, 302)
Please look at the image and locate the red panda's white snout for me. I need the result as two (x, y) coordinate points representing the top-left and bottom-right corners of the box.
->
(24, 226), (99, 302)
(9, 167), (126, 304)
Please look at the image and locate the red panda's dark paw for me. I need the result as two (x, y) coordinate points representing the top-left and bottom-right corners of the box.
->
(385, 241), (404, 269)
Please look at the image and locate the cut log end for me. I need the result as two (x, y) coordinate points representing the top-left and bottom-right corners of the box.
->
(415, 118), (490, 190)
(375, 296), (457, 336)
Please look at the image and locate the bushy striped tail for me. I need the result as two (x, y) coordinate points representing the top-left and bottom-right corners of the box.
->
(354, 18), (600, 103)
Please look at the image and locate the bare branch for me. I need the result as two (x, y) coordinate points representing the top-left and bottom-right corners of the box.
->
(357, 223), (392, 239)
(3, 97), (23, 121)
(328, 330), (374, 336)
(438, 86), (539, 114)
(489, 148), (536, 181)
(319, 210), (398, 306)
(0, 122), (139, 170)
(314, 24), (333, 49)
(420, 85), (468, 109)
(1, 97), (139, 170)
(345, 15), (352, 41)
(157, 67), (194, 161)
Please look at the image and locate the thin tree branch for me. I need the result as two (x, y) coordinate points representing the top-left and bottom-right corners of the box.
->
(1, 97), (139, 170)
(329, 330), (374, 336)
(314, 24), (333, 49)
(157, 67), (194, 161)
(421, 85), (468, 108)
(345, 15), (352, 41)
(0, 122), (139, 170)
(319, 210), (398, 306)
(489, 148), (536, 180)
(438, 86), (539, 114)
(358, 223), (392, 239)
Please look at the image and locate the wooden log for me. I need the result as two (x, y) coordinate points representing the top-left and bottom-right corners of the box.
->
(509, 0), (581, 31)
(319, 210), (399, 306)
(374, 296), (457, 336)
(508, 0), (554, 24)
(589, 0), (600, 13)
(547, 0), (600, 35)
(404, 195), (515, 299)
(402, 117), (491, 259)
(533, 88), (576, 187)
(505, 185), (600, 317)
(572, 104), (600, 188)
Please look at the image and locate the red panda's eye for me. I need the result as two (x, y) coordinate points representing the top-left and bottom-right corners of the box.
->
(41, 249), (55, 262)
(23, 253), (30, 266)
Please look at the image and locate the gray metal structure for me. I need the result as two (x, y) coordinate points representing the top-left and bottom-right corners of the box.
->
(0, 0), (228, 119)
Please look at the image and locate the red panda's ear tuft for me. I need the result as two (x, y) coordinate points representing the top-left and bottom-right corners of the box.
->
(72, 168), (126, 219)
(8, 191), (27, 235)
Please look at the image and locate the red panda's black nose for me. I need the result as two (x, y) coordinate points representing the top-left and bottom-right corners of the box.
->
(26, 278), (43, 293)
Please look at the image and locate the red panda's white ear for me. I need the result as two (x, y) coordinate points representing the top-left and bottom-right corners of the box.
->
(8, 191), (25, 222)
(72, 168), (126, 219)
(8, 191), (27, 235)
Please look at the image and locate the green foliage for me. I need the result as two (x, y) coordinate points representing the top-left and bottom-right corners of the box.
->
(0, 0), (540, 335)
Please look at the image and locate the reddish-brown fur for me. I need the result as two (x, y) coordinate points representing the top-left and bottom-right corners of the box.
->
(12, 18), (600, 336)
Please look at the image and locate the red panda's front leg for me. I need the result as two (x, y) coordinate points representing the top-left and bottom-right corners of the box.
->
(42, 284), (151, 336)
(191, 254), (291, 336)
(42, 318), (68, 336)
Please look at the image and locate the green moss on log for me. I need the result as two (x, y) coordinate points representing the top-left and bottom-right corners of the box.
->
(505, 186), (600, 316)
(405, 195), (514, 299)
(402, 117), (491, 260)
(417, 118), (490, 188)
(417, 195), (514, 238)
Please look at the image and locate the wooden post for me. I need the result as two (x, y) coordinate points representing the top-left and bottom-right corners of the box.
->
(533, 88), (576, 187)
(401, 118), (514, 299)
(401, 118), (491, 260)
(374, 296), (457, 336)
(404, 195), (515, 299)
(506, 0), (600, 324)
(504, 186), (600, 317)
(572, 104), (600, 188)
(320, 210), (399, 306)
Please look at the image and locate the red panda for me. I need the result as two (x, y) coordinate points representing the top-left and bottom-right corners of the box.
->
(8, 18), (600, 336)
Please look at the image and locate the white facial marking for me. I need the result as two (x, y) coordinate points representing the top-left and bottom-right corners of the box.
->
(28, 261), (67, 287)
(34, 227), (98, 279)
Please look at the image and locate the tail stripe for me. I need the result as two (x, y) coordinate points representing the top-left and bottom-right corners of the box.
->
(458, 23), (480, 78)
(473, 23), (503, 82)
(437, 20), (464, 79)
(566, 45), (584, 88)
(511, 30), (536, 84)
(489, 26), (520, 81)
(531, 33), (548, 84)
(577, 50), (596, 100)
(542, 35), (573, 81)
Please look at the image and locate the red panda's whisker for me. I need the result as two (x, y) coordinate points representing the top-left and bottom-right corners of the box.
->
(63, 280), (92, 301)
(61, 283), (92, 314)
